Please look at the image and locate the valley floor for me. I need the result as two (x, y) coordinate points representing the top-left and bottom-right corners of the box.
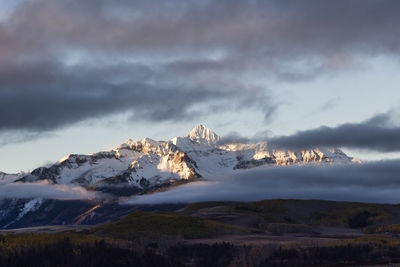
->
(2, 199), (400, 266)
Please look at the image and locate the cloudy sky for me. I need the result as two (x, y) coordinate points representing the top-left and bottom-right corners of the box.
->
(1, 0), (400, 173)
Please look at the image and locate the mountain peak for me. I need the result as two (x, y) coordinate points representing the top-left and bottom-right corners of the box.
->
(186, 125), (221, 144)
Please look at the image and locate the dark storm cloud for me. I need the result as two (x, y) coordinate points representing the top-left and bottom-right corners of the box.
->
(1, 0), (400, 134)
(124, 159), (400, 205)
(267, 112), (400, 152)
(0, 61), (231, 131)
(218, 111), (400, 152)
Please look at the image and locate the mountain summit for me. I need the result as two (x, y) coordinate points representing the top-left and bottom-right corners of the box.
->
(186, 125), (222, 146)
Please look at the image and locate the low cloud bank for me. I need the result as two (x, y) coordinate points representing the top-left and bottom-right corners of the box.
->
(219, 111), (400, 152)
(123, 159), (400, 205)
(0, 180), (99, 200)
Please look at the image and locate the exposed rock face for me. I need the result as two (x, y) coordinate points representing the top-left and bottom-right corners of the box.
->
(13, 125), (356, 196)
(0, 197), (184, 229)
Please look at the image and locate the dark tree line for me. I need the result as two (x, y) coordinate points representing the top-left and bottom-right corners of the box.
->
(0, 238), (235, 267)
(260, 243), (400, 266)
(2, 237), (400, 267)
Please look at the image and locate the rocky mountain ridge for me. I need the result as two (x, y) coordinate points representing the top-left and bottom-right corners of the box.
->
(7, 125), (357, 196)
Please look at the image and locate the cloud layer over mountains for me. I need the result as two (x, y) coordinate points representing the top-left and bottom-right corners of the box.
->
(2, 158), (399, 203)
(125, 159), (400, 205)
(0, 181), (98, 200)
(267, 117), (400, 152)
(1, 0), (400, 135)
(219, 111), (400, 152)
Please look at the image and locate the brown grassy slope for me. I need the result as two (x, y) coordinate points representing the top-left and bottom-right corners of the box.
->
(183, 199), (400, 232)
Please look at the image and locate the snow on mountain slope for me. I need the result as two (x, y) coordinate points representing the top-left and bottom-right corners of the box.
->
(2, 198), (44, 228)
(15, 125), (357, 195)
(126, 150), (200, 187)
(171, 125), (356, 176)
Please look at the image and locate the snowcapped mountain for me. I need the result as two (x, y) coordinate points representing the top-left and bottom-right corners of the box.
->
(14, 125), (357, 196)
(0, 125), (359, 229)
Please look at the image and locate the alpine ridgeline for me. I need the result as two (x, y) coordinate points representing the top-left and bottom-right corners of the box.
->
(12, 125), (357, 196)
